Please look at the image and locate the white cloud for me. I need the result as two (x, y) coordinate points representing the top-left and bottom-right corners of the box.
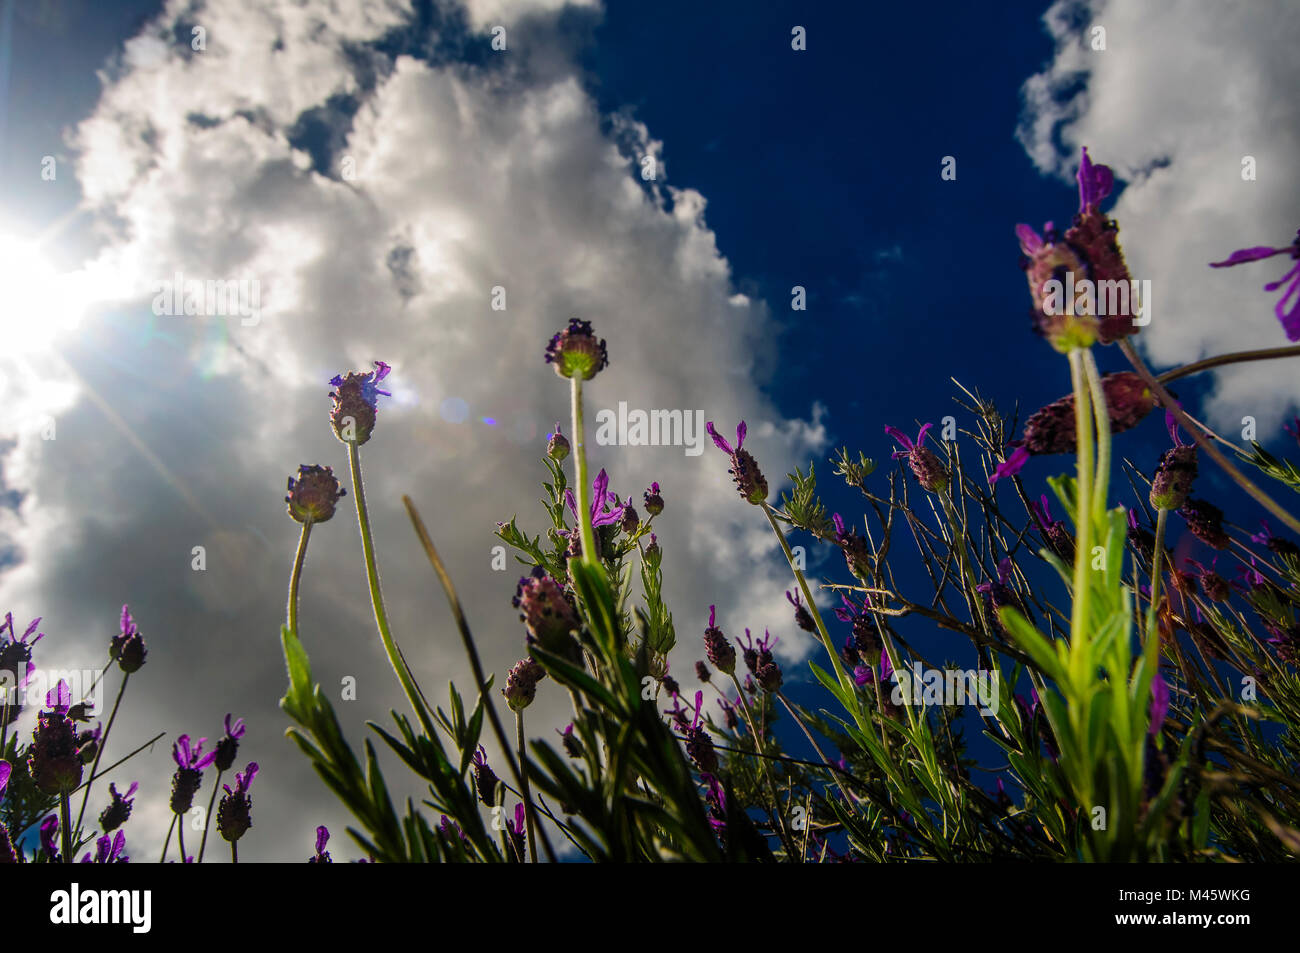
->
(0, 0), (825, 860)
(1017, 0), (1300, 432)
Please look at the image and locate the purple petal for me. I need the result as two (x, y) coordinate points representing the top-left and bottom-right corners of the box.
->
(708, 605), (715, 628)
(990, 447), (1030, 484)
(372, 360), (391, 383)
(1015, 224), (1044, 255)
(1076, 147), (1114, 209)
(832, 513), (845, 537)
(883, 425), (913, 451)
(1209, 245), (1291, 268)
(592, 469), (610, 510)
(735, 420), (747, 450)
(916, 422), (934, 447)
(705, 422), (732, 454)
(1265, 264), (1300, 341)
(315, 825), (330, 853)
(0, 761), (11, 797)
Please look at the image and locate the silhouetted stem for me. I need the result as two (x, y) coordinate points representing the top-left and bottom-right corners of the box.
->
(287, 520), (313, 635)
(1157, 344), (1300, 385)
(74, 671), (130, 841)
(197, 768), (224, 864)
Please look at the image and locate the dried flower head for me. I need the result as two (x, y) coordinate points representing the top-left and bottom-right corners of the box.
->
(286, 465), (346, 523)
(545, 319), (608, 380)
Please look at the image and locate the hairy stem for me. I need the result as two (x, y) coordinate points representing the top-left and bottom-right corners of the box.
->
(287, 520), (313, 635)
(570, 376), (599, 569)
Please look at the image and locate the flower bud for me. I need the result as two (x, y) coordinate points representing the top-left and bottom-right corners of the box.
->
(546, 424), (571, 461)
(642, 482), (663, 516)
(1150, 446), (1197, 511)
(512, 569), (579, 654)
(328, 361), (391, 446)
(286, 464), (346, 523)
(504, 657), (546, 712)
(544, 319), (608, 381)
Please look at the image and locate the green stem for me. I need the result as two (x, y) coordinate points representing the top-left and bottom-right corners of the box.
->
(197, 768), (224, 864)
(728, 672), (795, 854)
(74, 671), (130, 841)
(1157, 343), (1300, 385)
(287, 520), (313, 635)
(516, 711), (537, 864)
(1067, 347), (1096, 692)
(59, 791), (72, 863)
(570, 376), (599, 569)
(160, 814), (176, 863)
(1082, 349), (1112, 527)
(347, 441), (435, 739)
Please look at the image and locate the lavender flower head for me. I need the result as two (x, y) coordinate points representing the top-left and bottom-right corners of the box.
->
(503, 656), (546, 712)
(702, 605), (736, 675)
(0, 761), (13, 864)
(642, 482), (664, 516)
(681, 690), (718, 774)
(513, 567), (579, 653)
(787, 590), (816, 633)
(545, 318), (608, 380)
(1210, 228), (1300, 341)
(286, 465), (346, 523)
(562, 469), (627, 559)
(546, 423), (571, 461)
(99, 781), (139, 833)
(213, 713), (246, 772)
(28, 680), (83, 795)
(170, 734), (217, 815)
(40, 814), (61, 861)
(217, 761), (258, 843)
(472, 746), (499, 806)
(329, 360), (391, 445)
(1150, 412), (1198, 511)
(0, 611), (43, 690)
(706, 420), (768, 505)
(110, 604), (147, 673)
(832, 513), (874, 581)
(309, 825), (332, 863)
(82, 830), (128, 864)
(885, 423), (949, 493)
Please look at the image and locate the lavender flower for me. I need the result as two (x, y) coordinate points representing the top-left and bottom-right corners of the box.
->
(546, 423), (571, 461)
(694, 660), (711, 682)
(562, 469), (626, 559)
(702, 605), (736, 675)
(98, 781), (139, 833)
(1250, 519), (1299, 559)
(558, 723), (584, 759)
(503, 656), (546, 712)
(1029, 494), (1075, 563)
(1185, 558), (1231, 602)
(787, 590), (816, 633)
(110, 605), (147, 673)
(1150, 413), (1197, 511)
(885, 423), (949, 493)
(213, 713), (246, 772)
(285, 465), (346, 523)
(706, 420), (768, 504)
(0, 611), (43, 691)
(545, 318), (608, 380)
(991, 373), (1156, 482)
(642, 482), (664, 516)
(738, 629), (782, 691)
(512, 568), (579, 653)
(472, 746), (499, 807)
(81, 830), (128, 864)
(217, 762), (258, 843)
(0, 761), (14, 864)
(1179, 498), (1231, 550)
(40, 815), (60, 861)
(1209, 228), (1300, 341)
(329, 360), (391, 445)
(832, 513), (874, 581)
(28, 680), (82, 795)
(170, 734), (217, 815)
(506, 803), (527, 860)
(309, 825), (332, 863)
(681, 691), (718, 774)
(835, 595), (881, 667)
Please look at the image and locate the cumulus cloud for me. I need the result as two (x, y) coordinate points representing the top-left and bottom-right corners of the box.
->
(0, 0), (825, 860)
(1017, 0), (1300, 432)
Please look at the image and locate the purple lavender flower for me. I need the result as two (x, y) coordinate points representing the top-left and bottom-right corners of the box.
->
(0, 611), (43, 691)
(1210, 229), (1300, 341)
(681, 690), (718, 774)
(1150, 412), (1198, 511)
(702, 605), (736, 675)
(506, 803), (528, 860)
(558, 723), (584, 758)
(1250, 519), (1299, 559)
(329, 360), (392, 445)
(512, 568), (579, 653)
(562, 468), (626, 559)
(170, 734), (217, 815)
(28, 680), (82, 795)
(217, 762), (258, 843)
(706, 420), (768, 505)
(81, 830), (128, 864)
(834, 594), (881, 667)
(786, 590), (816, 633)
(545, 318), (608, 380)
(213, 713), (246, 772)
(285, 465), (346, 524)
(738, 629), (782, 691)
(700, 772), (727, 831)
(472, 746), (499, 806)
(885, 423), (949, 492)
(832, 513), (874, 581)
(642, 482), (664, 516)
(694, 660), (711, 682)
(110, 605), (147, 673)
(1029, 494), (1075, 563)
(1179, 498), (1231, 550)
(0, 761), (13, 864)
(309, 825), (332, 863)
(1185, 558), (1231, 602)
(98, 781), (139, 833)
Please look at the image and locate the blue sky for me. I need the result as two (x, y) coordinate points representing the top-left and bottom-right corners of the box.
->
(1, 0), (1297, 861)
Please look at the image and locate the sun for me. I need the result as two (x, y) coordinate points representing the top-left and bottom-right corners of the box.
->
(0, 234), (92, 355)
